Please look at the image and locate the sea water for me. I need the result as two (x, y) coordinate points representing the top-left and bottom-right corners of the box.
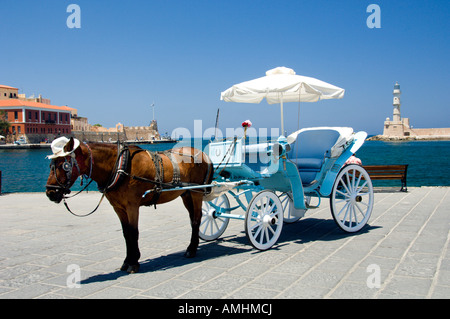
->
(0, 140), (449, 193)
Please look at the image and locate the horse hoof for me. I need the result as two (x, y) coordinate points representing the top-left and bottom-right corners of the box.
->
(120, 263), (139, 273)
(127, 264), (140, 274)
(184, 250), (196, 258)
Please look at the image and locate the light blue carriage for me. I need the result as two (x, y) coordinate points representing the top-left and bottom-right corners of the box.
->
(200, 67), (374, 250)
(200, 127), (374, 250)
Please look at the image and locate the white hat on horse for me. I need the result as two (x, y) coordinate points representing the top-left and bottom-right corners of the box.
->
(47, 136), (80, 159)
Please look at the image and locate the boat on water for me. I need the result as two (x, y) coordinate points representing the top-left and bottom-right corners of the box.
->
(14, 136), (27, 145)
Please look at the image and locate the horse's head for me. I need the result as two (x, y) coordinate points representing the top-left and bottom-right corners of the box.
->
(46, 137), (83, 203)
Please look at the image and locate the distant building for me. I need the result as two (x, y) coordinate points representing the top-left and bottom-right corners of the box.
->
(0, 85), (19, 100)
(0, 84), (162, 144)
(378, 82), (450, 140)
(0, 84), (74, 143)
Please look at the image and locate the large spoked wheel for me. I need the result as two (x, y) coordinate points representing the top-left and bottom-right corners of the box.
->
(245, 191), (283, 250)
(278, 192), (310, 224)
(199, 194), (230, 241)
(330, 164), (374, 233)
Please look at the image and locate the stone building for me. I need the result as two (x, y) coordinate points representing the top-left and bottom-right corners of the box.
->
(0, 85), (74, 143)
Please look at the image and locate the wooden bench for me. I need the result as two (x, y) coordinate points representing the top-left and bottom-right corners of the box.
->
(363, 165), (408, 192)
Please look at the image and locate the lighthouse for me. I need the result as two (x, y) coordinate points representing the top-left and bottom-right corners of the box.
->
(392, 82), (401, 122)
(375, 82), (450, 140)
(383, 82), (411, 137)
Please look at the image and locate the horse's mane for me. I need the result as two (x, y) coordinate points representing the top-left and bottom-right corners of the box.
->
(86, 142), (143, 152)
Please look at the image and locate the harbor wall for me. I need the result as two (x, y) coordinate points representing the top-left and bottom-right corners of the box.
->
(6, 125), (160, 144)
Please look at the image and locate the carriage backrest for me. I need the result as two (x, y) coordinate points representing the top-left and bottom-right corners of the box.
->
(288, 129), (341, 160)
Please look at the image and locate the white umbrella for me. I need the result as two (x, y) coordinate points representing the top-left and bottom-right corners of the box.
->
(220, 66), (345, 134)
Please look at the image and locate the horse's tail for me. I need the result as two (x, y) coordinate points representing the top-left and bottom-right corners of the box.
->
(202, 151), (214, 195)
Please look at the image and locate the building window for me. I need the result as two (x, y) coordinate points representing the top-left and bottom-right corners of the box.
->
(14, 111), (18, 120)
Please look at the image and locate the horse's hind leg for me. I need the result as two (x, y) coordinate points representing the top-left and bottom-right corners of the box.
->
(181, 191), (203, 258)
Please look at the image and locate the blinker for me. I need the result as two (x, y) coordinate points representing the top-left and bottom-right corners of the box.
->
(62, 161), (72, 172)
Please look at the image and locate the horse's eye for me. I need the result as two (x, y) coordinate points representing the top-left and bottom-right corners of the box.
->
(62, 162), (71, 172)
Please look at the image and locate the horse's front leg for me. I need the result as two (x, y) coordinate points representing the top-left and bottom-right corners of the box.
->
(114, 206), (141, 273)
(181, 192), (203, 258)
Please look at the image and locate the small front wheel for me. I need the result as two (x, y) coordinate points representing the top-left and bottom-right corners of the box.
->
(330, 164), (374, 232)
(245, 191), (283, 250)
(278, 192), (310, 224)
(199, 194), (230, 241)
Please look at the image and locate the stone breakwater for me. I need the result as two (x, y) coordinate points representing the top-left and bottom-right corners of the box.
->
(368, 135), (450, 141)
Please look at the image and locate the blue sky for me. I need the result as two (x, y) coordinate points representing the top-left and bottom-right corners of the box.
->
(1, 0), (449, 136)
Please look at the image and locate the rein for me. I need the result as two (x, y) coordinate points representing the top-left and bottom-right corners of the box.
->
(61, 141), (130, 216)
(56, 142), (105, 217)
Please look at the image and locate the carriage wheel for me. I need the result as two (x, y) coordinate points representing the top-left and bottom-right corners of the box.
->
(278, 192), (310, 224)
(199, 194), (230, 241)
(245, 191), (283, 250)
(330, 164), (374, 233)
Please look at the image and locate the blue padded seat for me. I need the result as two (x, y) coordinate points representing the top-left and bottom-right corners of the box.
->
(288, 129), (341, 184)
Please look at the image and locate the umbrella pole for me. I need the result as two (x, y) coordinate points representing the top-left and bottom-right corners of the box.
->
(280, 99), (284, 136)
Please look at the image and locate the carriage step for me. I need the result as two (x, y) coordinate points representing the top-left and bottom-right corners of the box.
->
(305, 190), (321, 209)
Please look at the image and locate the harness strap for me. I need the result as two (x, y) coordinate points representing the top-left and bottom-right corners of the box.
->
(99, 142), (130, 193)
(145, 151), (164, 208)
(167, 152), (182, 185)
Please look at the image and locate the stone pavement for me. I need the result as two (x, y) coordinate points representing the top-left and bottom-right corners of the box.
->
(0, 187), (449, 299)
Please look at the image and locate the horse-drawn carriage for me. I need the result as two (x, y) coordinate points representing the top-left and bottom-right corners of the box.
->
(197, 67), (374, 250)
(46, 67), (374, 273)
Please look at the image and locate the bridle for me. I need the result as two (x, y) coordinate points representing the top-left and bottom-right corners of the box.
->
(47, 143), (102, 217)
(47, 142), (93, 194)
(47, 154), (82, 194)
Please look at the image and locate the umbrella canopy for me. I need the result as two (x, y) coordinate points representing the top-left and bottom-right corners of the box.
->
(220, 67), (345, 134)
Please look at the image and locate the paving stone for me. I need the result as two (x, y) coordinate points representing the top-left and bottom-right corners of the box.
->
(0, 188), (448, 299)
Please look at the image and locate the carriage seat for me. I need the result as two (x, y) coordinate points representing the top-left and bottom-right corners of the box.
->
(287, 128), (345, 184)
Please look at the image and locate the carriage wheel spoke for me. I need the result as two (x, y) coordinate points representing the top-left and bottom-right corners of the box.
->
(336, 189), (350, 198)
(251, 221), (263, 233)
(264, 228), (270, 244)
(355, 202), (367, 217)
(337, 200), (350, 218)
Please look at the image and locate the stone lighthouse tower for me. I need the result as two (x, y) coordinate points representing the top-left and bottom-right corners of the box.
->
(392, 82), (401, 122)
(383, 82), (411, 137)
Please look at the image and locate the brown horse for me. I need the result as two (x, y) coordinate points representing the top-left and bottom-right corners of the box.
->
(46, 137), (213, 273)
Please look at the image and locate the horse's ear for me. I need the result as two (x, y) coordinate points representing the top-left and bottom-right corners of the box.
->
(64, 137), (75, 153)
